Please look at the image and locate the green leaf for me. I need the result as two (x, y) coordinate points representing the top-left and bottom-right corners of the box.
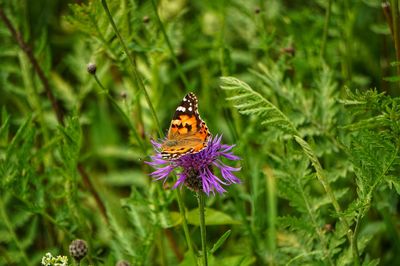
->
(382, 75), (400, 82)
(210, 230), (231, 254)
(186, 208), (240, 225)
(390, 61), (400, 67)
(160, 211), (182, 228)
(216, 255), (256, 266)
(362, 258), (380, 266)
(220, 76), (297, 135)
(58, 115), (82, 173)
(0, 108), (10, 145)
(349, 130), (398, 200)
(178, 251), (198, 266)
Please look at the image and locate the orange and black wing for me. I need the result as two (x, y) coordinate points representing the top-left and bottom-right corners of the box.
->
(161, 93), (211, 160)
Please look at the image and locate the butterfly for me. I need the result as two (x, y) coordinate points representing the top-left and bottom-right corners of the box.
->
(161, 92), (211, 160)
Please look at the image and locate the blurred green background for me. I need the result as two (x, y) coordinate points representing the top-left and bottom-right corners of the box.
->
(1, 0), (400, 265)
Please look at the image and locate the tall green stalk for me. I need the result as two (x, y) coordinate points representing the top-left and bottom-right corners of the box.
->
(99, 5), (198, 264)
(390, 0), (400, 77)
(92, 74), (146, 153)
(150, 0), (191, 90)
(294, 136), (360, 265)
(265, 167), (276, 265)
(100, 0), (162, 137)
(197, 192), (208, 266)
(176, 189), (198, 265)
(320, 0), (332, 59)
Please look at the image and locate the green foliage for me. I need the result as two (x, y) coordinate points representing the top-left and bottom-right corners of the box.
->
(1, 0), (400, 265)
(220, 76), (297, 135)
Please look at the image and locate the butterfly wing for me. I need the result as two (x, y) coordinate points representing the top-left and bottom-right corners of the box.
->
(161, 93), (210, 160)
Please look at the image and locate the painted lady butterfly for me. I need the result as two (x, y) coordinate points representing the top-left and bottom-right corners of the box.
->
(161, 92), (211, 160)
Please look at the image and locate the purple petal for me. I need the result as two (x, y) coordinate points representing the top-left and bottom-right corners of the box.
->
(150, 165), (174, 180)
(146, 157), (167, 166)
(201, 167), (227, 195)
(204, 167), (228, 185)
(147, 134), (241, 195)
(173, 173), (187, 189)
(221, 168), (241, 183)
(220, 153), (240, 161)
(150, 139), (162, 149)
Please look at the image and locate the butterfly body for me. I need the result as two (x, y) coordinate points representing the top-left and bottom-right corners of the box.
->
(161, 93), (211, 160)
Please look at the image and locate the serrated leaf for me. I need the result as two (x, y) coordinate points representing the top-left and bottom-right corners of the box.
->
(220, 76), (297, 135)
(58, 116), (82, 172)
(362, 258), (380, 266)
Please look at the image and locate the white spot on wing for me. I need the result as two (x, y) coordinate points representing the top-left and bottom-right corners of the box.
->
(176, 106), (186, 112)
(188, 107), (192, 111)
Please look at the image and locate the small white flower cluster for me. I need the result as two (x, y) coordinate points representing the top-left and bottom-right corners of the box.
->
(41, 252), (68, 266)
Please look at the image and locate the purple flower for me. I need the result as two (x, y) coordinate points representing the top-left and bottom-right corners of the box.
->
(146, 135), (241, 195)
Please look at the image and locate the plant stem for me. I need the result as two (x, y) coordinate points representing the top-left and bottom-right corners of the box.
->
(100, 0), (163, 137)
(320, 0), (332, 59)
(77, 164), (108, 224)
(299, 180), (335, 266)
(197, 192), (208, 266)
(100, 4), (199, 265)
(0, 198), (30, 265)
(293, 136), (359, 264)
(390, 0), (400, 77)
(351, 145), (398, 266)
(351, 211), (362, 266)
(92, 74), (146, 153)
(382, 2), (394, 36)
(264, 166), (276, 265)
(176, 189), (198, 265)
(150, 0), (191, 90)
(0, 7), (63, 125)
(0, 5), (109, 226)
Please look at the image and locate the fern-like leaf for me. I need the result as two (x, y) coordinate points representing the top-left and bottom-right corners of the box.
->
(220, 77), (297, 135)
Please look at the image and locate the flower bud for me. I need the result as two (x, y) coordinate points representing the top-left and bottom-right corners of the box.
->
(69, 239), (88, 262)
(143, 15), (150, 23)
(120, 91), (127, 99)
(116, 260), (131, 266)
(87, 63), (97, 75)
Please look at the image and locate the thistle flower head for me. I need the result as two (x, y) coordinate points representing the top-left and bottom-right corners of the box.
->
(147, 135), (241, 195)
(69, 239), (88, 262)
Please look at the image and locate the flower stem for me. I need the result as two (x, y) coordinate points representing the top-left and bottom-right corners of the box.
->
(0, 7), (64, 125)
(92, 74), (146, 153)
(294, 136), (359, 264)
(176, 189), (198, 265)
(197, 192), (208, 266)
(264, 166), (276, 265)
(150, 0), (191, 90)
(100, 0), (163, 137)
(320, 0), (332, 59)
(390, 0), (400, 77)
